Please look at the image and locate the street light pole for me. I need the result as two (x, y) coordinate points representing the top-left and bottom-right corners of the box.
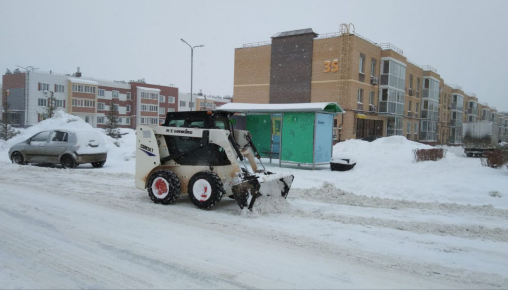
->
(180, 39), (204, 111)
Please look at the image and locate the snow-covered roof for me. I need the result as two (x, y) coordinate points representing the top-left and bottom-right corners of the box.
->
(137, 86), (161, 92)
(217, 102), (345, 114)
(67, 78), (99, 85)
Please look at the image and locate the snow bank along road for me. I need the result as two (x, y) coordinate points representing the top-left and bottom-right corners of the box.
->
(1, 165), (507, 289)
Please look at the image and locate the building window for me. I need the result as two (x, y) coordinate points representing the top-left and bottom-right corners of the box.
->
(409, 100), (412, 112)
(126, 92), (131, 99)
(189, 102), (194, 108)
(98, 89), (105, 97)
(359, 53), (366, 74)
(159, 95), (165, 103)
(168, 108), (175, 112)
(126, 105), (131, 112)
(416, 77), (421, 98)
(370, 59), (376, 77)
(38, 98), (47, 106)
(159, 107), (165, 114)
(168, 96), (175, 103)
(55, 99), (64, 107)
(38, 83), (50, 91)
(126, 118), (130, 125)
(150, 93), (158, 100)
(118, 118), (123, 124)
(113, 104), (119, 111)
(112, 90), (119, 98)
(97, 116), (105, 124)
(180, 100), (186, 107)
(357, 88), (363, 104)
(97, 102), (104, 110)
(55, 85), (65, 93)
(369, 91), (374, 105)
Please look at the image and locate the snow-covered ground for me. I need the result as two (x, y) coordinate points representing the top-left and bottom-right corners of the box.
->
(1, 114), (507, 288)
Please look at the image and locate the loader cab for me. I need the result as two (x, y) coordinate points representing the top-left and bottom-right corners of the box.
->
(163, 111), (234, 131)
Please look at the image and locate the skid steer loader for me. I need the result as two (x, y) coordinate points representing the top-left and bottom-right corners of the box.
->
(135, 110), (294, 210)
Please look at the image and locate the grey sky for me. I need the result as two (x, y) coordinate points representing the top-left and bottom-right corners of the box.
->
(1, 0), (507, 111)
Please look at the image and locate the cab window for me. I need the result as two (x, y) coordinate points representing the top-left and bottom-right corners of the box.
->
(31, 131), (50, 142)
(51, 131), (68, 142)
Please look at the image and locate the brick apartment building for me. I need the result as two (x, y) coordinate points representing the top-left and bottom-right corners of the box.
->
(233, 25), (508, 144)
(1, 68), (178, 129)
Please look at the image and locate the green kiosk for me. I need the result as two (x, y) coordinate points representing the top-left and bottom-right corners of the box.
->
(219, 102), (345, 169)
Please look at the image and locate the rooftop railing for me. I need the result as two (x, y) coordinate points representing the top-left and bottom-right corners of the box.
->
(421, 65), (438, 73)
(380, 43), (403, 55)
(242, 41), (270, 48)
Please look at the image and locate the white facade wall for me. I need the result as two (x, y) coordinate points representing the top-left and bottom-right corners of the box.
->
(178, 93), (200, 111)
(27, 72), (69, 125)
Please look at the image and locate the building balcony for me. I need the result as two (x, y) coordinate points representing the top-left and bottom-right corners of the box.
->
(468, 108), (478, 115)
(407, 111), (413, 118)
(449, 119), (462, 127)
(451, 103), (464, 111)
(357, 103), (364, 111)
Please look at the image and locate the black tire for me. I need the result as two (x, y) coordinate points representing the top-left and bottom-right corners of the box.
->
(11, 152), (26, 165)
(61, 154), (77, 169)
(188, 171), (225, 209)
(91, 161), (106, 168)
(147, 170), (181, 205)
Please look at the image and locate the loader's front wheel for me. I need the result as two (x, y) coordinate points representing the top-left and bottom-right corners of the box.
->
(188, 171), (225, 209)
(147, 170), (181, 205)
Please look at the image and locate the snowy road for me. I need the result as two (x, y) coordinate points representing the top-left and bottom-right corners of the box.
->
(1, 165), (507, 289)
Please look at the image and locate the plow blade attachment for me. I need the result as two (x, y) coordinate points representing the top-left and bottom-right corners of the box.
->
(231, 173), (294, 210)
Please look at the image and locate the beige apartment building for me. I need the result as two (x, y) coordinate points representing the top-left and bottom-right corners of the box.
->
(233, 24), (508, 144)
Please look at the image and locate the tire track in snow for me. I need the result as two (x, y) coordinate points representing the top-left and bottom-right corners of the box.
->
(2, 165), (508, 288)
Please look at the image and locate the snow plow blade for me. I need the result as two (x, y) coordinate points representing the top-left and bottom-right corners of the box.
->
(231, 173), (294, 210)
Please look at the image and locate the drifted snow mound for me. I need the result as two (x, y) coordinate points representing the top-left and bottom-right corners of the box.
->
(332, 136), (433, 169)
(0, 111), (135, 165)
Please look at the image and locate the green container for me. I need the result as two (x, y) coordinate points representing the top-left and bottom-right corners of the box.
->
(246, 115), (272, 157)
(281, 112), (315, 163)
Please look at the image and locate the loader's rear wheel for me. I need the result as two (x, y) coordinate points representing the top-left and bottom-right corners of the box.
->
(188, 171), (225, 209)
(147, 170), (181, 205)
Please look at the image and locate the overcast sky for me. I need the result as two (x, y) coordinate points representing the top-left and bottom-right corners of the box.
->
(1, 0), (507, 111)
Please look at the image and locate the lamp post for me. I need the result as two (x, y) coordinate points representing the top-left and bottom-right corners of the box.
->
(180, 39), (204, 111)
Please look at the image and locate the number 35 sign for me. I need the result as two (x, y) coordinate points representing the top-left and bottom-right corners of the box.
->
(324, 60), (338, 73)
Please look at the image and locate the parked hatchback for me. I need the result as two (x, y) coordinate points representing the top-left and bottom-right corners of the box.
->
(9, 129), (107, 168)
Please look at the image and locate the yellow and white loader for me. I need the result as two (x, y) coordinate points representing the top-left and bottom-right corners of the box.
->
(135, 111), (294, 210)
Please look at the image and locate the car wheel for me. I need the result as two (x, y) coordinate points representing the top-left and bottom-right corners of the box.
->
(61, 154), (77, 169)
(91, 161), (105, 168)
(11, 152), (26, 165)
(188, 171), (225, 209)
(147, 170), (181, 205)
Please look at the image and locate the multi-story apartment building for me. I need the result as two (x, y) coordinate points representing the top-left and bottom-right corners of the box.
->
(195, 96), (232, 111)
(233, 25), (506, 145)
(1, 68), (178, 129)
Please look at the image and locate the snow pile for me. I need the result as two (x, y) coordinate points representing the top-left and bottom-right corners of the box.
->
(263, 136), (508, 209)
(332, 136), (432, 168)
(242, 195), (291, 216)
(0, 112), (136, 170)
